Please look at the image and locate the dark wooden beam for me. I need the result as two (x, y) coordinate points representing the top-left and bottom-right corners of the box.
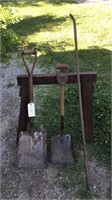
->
(17, 72), (96, 86)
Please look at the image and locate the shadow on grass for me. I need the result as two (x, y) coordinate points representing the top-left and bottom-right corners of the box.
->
(1, 0), (78, 6)
(29, 42), (111, 73)
(9, 14), (67, 37)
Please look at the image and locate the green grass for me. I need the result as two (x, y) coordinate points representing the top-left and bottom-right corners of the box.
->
(54, 163), (96, 199)
(1, 1), (111, 196)
(3, 1), (112, 52)
(2, 0), (111, 160)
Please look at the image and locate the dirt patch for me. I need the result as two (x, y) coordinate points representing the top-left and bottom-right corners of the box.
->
(0, 55), (111, 199)
(88, 159), (111, 199)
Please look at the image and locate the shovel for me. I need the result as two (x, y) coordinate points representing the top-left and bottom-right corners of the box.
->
(51, 64), (75, 164)
(17, 49), (47, 169)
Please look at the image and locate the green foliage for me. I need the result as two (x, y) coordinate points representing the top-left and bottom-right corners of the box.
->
(0, 5), (21, 56)
(1, 28), (20, 54)
(0, 5), (20, 28)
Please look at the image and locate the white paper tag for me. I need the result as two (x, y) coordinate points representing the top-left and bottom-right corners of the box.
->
(28, 103), (35, 117)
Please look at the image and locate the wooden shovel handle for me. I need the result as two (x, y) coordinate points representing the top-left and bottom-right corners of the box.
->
(60, 84), (64, 134)
(61, 84), (64, 117)
(56, 63), (69, 133)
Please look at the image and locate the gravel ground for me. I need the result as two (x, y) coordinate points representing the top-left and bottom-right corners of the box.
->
(0, 53), (111, 200)
(0, 1), (111, 199)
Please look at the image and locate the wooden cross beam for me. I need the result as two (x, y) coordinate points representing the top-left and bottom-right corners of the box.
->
(17, 72), (96, 85)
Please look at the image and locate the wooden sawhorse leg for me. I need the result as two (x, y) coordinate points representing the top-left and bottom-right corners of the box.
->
(81, 75), (94, 142)
(16, 81), (29, 146)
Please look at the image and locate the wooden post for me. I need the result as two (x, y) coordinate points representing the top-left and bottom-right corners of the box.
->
(81, 75), (94, 142)
(16, 80), (29, 146)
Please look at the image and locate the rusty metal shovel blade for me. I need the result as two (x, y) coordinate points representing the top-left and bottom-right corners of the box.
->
(51, 134), (74, 164)
(17, 131), (47, 169)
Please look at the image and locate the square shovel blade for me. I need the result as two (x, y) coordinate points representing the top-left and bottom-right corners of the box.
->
(51, 134), (75, 164)
(17, 131), (47, 169)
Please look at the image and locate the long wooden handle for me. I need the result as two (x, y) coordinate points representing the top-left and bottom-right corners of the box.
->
(60, 84), (64, 117)
(60, 84), (64, 134)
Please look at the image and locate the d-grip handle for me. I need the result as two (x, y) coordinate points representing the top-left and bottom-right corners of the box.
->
(56, 63), (69, 86)
(22, 49), (37, 103)
(22, 49), (37, 75)
(56, 63), (69, 71)
(22, 49), (37, 55)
